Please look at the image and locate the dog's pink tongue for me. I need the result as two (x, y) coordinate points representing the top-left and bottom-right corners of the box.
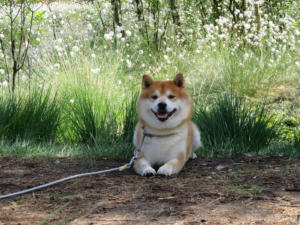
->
(157, 113), (168, 119)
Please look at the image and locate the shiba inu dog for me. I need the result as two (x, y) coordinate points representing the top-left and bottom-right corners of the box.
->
(133, 73), (202, 176)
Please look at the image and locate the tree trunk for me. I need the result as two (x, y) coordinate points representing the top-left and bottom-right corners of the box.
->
(212, 0), (221, 21)
(134, 0), (143, 21)
(169, 0), (183, 37)
(111, 0), (125, 39)
(254, 3), (261, 34)
(134, 0), (150, 47)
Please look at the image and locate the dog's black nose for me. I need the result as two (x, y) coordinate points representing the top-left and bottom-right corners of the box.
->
(158, 102), (167, 110)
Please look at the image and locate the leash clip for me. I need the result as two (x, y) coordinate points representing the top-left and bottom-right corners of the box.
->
(119, 147), (141, 171)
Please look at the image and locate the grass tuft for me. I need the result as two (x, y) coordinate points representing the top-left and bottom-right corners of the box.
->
(0, 89), (60, 142)
(194, 94), (280, 156)
(120, 91), (138, 143)
(64, 88), (119, 145)
(61, 86), (138, 159)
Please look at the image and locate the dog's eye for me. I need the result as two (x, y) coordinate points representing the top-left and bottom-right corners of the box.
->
(151, 95), (158, 100)
(168, 95), (176, 99)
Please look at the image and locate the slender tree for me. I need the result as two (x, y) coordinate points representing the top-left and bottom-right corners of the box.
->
(111, 0), (125, 39)
(0, 0), (37, 96)
(133, 0), (150, 47)
(169, 0), (183, 37)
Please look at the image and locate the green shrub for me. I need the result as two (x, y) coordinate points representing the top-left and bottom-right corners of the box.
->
(64, 88), (119, 145)
(62, 87), (138, 159)
(0, 89), (60, 142)
(193, 94), (280, 156)
(293, 130), (300, 151)
(120, 91), (138, 143)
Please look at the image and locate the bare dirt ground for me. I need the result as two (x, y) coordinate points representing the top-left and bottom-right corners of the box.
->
(0, 156), (299, 225)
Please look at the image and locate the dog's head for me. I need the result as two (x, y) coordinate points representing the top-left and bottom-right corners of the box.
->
(138, 73), (192, 130)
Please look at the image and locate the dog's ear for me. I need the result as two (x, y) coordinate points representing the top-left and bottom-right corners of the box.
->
(173, 73), (185, 88)
(142, 74), (153, 89)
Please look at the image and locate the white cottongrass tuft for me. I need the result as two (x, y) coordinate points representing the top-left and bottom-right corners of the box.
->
(91, 68), (100, 73)
(126, 59), (132, 68)
(2, 81), (8, 87)
(87, 23), (93, 31)
(163, 55), (171, 64)
(104, 31), (114, 41)
(72, 46), (79, 52)
(125, 30), (132, 37)
(54, 63), (60, 69)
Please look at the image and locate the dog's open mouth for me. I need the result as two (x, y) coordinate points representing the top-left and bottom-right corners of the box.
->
(151, 109), (176, 122)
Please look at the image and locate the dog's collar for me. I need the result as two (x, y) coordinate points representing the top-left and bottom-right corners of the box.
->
(142, 126), (177, 138)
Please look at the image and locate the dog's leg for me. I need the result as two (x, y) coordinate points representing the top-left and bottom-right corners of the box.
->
(157, 152), (186, 176)
(190, 152), (197, 159)
(134, 158), (156, 176)
(190, 122), (201, 160)
(192, 122), (202, 150)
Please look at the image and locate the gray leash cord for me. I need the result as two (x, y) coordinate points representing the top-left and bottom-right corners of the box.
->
(0, 150), (139, 200)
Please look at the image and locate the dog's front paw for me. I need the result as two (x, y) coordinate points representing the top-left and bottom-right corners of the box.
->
(140, 167), (156, 176)
(190, 152), (197, 159)
(157, 165), (178, 176)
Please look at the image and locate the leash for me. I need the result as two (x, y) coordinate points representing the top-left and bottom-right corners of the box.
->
(0, 126), (176, 200)
(0, 148), (140, 200)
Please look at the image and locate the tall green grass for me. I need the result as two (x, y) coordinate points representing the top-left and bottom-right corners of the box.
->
(120, 91), (138, 143)
(193, 94), (280, 157)
(0, 1), (298, 160)
(64, 88), (138, 145)
(0, 45), (298, 159)
(62, 88), (138, 159)
(63, 88), (119, 145)
(0, 89), (60, 142)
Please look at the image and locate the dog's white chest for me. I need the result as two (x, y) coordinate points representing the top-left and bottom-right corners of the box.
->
(141, 127), (188, 165)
